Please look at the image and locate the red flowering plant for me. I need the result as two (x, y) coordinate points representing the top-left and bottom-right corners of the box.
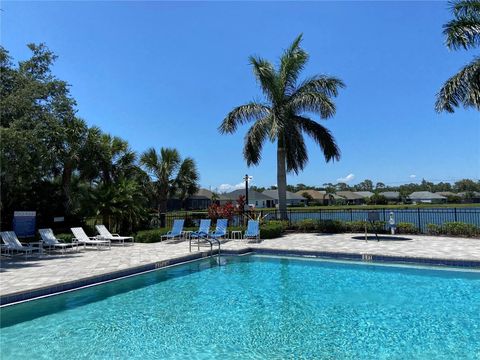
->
(207, 201), (235, 221)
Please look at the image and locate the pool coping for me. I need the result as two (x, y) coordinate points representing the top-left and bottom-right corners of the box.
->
(1, 247), (479, 306)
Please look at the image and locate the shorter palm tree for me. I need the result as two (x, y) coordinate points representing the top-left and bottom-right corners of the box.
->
(140, 147), (199, 214)
(436, 0), (480, 112)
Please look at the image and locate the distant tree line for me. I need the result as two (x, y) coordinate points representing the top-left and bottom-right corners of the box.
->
(250, 178), (480, 196)
(0, 44), (199, 231)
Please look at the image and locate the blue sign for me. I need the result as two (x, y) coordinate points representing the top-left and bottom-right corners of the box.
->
(13, 211), (36, 238)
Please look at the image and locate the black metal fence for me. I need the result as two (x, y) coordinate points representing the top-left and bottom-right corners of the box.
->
(163, 207), (480, 233)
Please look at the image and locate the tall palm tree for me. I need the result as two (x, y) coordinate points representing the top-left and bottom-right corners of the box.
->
(219, 34), (343, 218)
(436, 0), (480, 112)
(140, 147), (199, 214)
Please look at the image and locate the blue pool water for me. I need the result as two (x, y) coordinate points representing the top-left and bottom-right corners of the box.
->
(1, 256), (479, 359)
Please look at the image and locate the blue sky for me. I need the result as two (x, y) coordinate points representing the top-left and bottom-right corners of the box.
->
(3, 1), (479, 192)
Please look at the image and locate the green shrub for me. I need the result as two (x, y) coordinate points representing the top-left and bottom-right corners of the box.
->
(56, 233), (73, 242)
(427, 223), (441, 235)
(441, 222), (479, 237)
(135, 229), (169, 243)
(345, 220), (368, 232)
(260, 222), (284, 239)
(297, 219), (317, 232)
(396, 222), (418, 234)
(317, 220), (345, 233)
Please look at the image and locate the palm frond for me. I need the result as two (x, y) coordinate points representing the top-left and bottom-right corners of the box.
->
(219, 102), (271, 133)
(444, 17), (480, 49)
(249, 56), (281, 103)
(289, 92), (337, 119)
(284, 126), (308, 174)
(243, 116), (271, 166)
(279, 34), (309, 95)
(450, 0), (480, 18)
(139, 148), (160, 180)
(436, 57), (480, 112)
(295, 115), (341, 162)
(293, 75), (345, 98)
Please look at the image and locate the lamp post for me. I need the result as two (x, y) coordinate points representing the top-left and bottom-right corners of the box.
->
(243, 174), (252, 212)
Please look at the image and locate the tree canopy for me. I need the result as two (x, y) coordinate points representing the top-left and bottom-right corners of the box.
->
(0, 44), (199, 232)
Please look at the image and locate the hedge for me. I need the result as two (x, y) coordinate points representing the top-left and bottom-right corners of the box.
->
(427, 222), (479, 237)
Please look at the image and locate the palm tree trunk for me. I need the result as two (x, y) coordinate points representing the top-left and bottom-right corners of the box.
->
(62, 161), (73, 216)
(277, 137), (288, 220)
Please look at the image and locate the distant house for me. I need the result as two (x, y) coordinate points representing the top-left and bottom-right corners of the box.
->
(458, 191), (480, 203)
(167, 188), (213, 210)
(408, 191), (447, 204)
(219, 189), (275, 208)
(354, 191), (374, 199)
(436, 191), (459, 197)
(379, 191), (401, 201)
(294, 190), (339, 205)
(262, 190), (306, 206)
(336, 191), (365, 205)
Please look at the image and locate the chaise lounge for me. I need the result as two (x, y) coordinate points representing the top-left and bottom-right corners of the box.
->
(0, 231), (42, 258)
(71, 227), (111, 250)
(95, 225), (134, 246)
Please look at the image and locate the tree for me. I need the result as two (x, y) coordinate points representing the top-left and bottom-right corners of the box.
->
(219, 35), (343, 218)
(140, 147), (199, 214)
(176, 158), (200, 208)
(436, 0), (480, 112)
(454, 178), (480, 191)
(355, 179), (373, 191)
(301, 191), (314, 205)
(375, 182), (386, 190)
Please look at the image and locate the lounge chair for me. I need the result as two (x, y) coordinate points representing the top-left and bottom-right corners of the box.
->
(71, 227), (111, 250)
(208, 219), (228, 242)
(244, 220), (260, 242)
(0, 231), (42, 258)
(161, 219), (184, 241)
(39, 228), (78, 253)
(190, 219), (211, 239)
(95, 225), (134, 246)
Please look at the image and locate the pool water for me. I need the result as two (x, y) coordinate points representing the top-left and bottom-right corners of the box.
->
(1, 256), (479, 359)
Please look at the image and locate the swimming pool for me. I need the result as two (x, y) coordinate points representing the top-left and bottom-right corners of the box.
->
(1, 255), (479, 359)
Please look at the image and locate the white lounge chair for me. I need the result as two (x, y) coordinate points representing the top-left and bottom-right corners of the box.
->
(95, 225), (134, 246)
(71, 227), (111, 250)
(0, 231), (41, 258)
(39, 228), (78, 253)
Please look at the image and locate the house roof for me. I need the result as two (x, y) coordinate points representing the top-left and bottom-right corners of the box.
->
(435, 191), (459, 197)
(188, 188), (214, 200)
(262, 190), (306, 200)
(458, 191), (480, 198)
(220, 189), (274, 201)
(336, 191), (364, 200)
(294, 189), (326, 200)
(354, 191), (374, 198)
(409, 191), (446, 200)
(379, 191), (400, 199)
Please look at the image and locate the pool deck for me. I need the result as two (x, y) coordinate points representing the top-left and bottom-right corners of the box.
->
(1, 233), (479, 305)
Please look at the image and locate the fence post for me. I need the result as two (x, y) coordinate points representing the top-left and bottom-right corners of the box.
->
(417, 208), (421, 232)
(319, 208), (322, 220)
(350, 209), (353, 221)
(454, 207), (457, 222)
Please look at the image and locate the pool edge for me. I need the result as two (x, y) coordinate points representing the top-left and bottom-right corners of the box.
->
(1, 248), (479, 306)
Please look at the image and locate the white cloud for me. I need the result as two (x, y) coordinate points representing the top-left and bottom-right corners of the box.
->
(409, 174), (417, 179)
(337, 173), (355, 183)
(217, 182), (248, 193)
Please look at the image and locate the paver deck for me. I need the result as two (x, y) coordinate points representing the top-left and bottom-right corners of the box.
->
(1, 233), (479, 299)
